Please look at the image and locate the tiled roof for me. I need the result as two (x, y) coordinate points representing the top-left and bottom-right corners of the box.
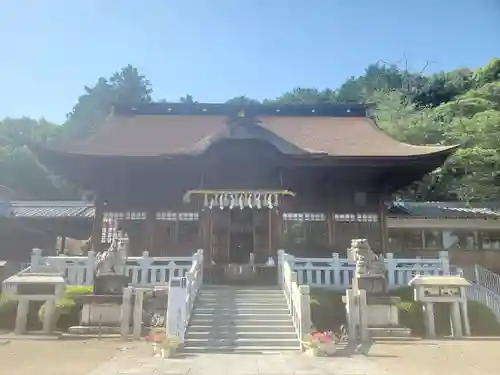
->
(2, 201), (95, 218)
(388, 201), (500, 218)
(36, 104), (457, 158)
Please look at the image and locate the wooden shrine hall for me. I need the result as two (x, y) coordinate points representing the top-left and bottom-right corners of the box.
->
(32, 103), (457, 264)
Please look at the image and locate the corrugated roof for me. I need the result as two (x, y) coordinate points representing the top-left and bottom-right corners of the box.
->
(6, 201), (94, 218)
(39, 112), (457, 158)
(389, 201), (500, 218)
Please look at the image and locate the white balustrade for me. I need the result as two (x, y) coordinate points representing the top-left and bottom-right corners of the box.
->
(466, 283), (500, 322)
(474, 264), (500, 295)
(286, 250), (450, 290)
(278, 250), (311, 349)
(29, 248), (194, 287)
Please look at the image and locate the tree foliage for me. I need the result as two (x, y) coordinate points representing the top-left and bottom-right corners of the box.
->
(0, 57), (498, 201)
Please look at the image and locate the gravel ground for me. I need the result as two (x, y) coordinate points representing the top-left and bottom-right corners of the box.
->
(368, 338), (500, 375)
(0, 338), (139, 375)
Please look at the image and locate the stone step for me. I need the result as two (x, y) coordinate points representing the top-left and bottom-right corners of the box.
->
(199, 291), (284, 296)
(186, 324), (295, 332)
(195, 302), (288, 308)
(183, 338), (299, 348)
(189, 315), (293, 327)
(185, 331), (298, 340)
(190, 313), (292, 321)
(182, 346), (299, 353)
(193, 308), (290, 314)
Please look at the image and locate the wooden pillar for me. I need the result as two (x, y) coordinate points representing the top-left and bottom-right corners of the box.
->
(145, 210), (156, 255)
(91, 195), (104, 252)
(379, 194), (389, 255)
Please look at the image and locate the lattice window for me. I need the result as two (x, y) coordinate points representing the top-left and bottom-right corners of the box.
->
(104, 211), (146, 220)
(333, 213), (378, 222)
(333, 213), (356, 222)
(283, 212), (326, 221)
(156, 211), (178, 221)
(356, 213), (379, 222)
(156, 212), (199, 221)
(283, 212), (328, 247)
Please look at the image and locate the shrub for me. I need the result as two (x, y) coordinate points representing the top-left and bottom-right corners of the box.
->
(0, 293), (17, 329)
(309, 288), (346, 332)
(310, 286), (500, 337)
(38, 285), (93, 330)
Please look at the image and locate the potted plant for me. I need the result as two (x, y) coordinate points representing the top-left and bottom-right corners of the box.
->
(303, 331), (338, 356)
(145, 328), (181, 358)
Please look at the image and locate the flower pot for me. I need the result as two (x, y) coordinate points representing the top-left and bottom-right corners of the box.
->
(320, 343), (337, 356)
(306, 347), (320, 357)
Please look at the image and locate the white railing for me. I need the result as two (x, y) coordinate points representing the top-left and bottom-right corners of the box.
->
(29, 248), (193, 287)
(165, 249), (204, 343)
(181, 249), (204, 341)
(466, 283), (500, 322)
(474, 264), (500, 295)
(289, 251), (450, 290)
(278, 250), (311, 349)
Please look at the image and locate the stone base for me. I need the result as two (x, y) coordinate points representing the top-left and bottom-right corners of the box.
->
(357, 275), (387, 294)
(368, 326), (412, 338)
(76, 295), (126, 327)
(366, 296), (401, 327)
(67, 325), (121, 335)
(94, 274), (128, 295)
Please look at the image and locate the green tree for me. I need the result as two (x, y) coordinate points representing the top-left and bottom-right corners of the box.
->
(64, 65), (152, 138)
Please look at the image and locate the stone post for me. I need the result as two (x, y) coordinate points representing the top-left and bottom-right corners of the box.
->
(277, 249), (285, 286)
(460, 301), (471, 337)
(450, 301), (463, 338)
(86, 251), (96, 286)
(358, 289), (369, 342)
(133, 288), (145, 339)
(166, 277), (187, 342)
(423, 302), (436, 338)
(14, 299), (29, 334)
(121, 287), (133, 340)
(299, 284), (312, 344)
(439, 251), (450, 275)
(30, 249), (43, 271)
(42, 300), (56, 333)
(345, 289), (358, 346)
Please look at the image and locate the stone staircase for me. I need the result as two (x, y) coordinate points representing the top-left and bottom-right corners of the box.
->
(183, 286), (300, 353)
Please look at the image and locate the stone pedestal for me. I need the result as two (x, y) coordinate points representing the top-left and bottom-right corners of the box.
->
(357, 275), (387, 295)
(366, 295), (400, 327)
(94, 274), (128, 295)
(77, 294), (126, 326)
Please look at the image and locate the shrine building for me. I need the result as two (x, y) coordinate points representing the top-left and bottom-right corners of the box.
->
(31, 103), (457, 264)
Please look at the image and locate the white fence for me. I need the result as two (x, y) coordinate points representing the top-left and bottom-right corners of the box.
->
(278, 250), (311, 347)
(466, 283), (500, 322)
(29, 248), (194, 287)
(289, 251), (450, 290)
(474, 264), (500, 295)
(28, 248), (451, 289)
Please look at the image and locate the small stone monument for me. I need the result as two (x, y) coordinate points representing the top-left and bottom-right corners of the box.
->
(347, 239), (408, 338)
(69, 236), (131, 333)
(409, 275), (471, 338)
(2, 271), (66, 334)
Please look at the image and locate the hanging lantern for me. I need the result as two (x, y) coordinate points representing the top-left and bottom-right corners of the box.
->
(255, 193), (262, 209)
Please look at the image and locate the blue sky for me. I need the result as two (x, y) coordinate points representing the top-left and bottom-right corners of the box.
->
(0, 0), (498, 123)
